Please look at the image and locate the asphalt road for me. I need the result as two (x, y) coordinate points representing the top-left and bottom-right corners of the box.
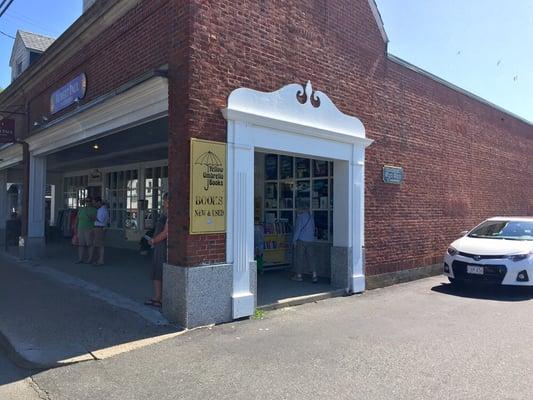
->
(0, 349), (41, 400)
(7, 275), (533, 399)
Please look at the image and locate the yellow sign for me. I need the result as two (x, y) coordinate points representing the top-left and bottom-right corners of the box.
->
(190, 138), (227, 234)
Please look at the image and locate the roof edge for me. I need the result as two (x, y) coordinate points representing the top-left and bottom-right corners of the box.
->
(8, 31), (22, 67)
(18, 29), (57, 41)
(367, 0), (389, 45)
(387, 53), (533, 127)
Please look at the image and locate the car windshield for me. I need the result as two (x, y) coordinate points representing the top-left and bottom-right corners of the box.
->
(468, 220), (533, 241)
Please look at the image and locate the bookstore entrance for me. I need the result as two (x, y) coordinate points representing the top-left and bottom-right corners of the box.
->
(224, 81), (372, 319)
(254, 152), (336, 306)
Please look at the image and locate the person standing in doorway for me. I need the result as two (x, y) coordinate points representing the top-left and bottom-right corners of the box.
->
(75, 197), (96, 264)
(145, 193), (169, 308)
(291, 207), (317, 282)
(90, 197), (109, 266)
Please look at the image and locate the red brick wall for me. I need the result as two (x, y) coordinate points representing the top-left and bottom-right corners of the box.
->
(365, 60), (532, 275)
(183, 0), (533, 273)
(173, 0), (389, 266)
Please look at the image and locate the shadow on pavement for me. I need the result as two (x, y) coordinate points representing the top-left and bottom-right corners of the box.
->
(0, 251), (183, 371)
(431, 281), (533, 302)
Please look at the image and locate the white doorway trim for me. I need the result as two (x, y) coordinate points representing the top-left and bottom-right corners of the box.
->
(222, 81), (372, 319)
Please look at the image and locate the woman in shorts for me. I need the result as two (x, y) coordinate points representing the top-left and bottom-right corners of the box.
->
(145, 193), (169, 308)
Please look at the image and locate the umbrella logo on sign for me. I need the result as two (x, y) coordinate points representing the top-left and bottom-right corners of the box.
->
(195, 151), (224, 191)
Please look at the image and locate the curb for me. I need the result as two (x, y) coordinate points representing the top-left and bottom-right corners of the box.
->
(0, 328), (52, 371)
(258, 289), (347, 311)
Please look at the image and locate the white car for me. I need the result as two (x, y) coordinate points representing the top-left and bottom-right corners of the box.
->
(444, 217), (533, 286)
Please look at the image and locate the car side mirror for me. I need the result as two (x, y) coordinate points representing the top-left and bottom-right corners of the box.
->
(460, 230), (469, 236)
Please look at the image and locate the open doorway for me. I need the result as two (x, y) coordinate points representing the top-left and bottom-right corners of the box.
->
(254, 151), (335, 307)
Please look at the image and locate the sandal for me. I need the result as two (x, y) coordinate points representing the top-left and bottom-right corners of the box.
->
(144, 299), (162, 308)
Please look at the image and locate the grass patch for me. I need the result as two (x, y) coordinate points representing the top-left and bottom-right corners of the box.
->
(252, 309), (265, 320)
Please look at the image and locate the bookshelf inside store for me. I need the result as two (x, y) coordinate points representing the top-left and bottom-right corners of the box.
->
(260, 153), (334, 270)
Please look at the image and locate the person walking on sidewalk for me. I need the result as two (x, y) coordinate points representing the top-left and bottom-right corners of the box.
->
(90, 197), (109, 266)
(291, 207), (317, 283)
(75, 197), (97, 264)
(145, 193), (169, 308)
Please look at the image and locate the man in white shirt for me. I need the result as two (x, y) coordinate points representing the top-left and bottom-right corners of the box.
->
(90, 197), (109, 266)
(291, 207), (317, 282)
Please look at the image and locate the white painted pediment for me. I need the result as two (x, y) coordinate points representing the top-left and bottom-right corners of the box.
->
(222, 81), (368, 144)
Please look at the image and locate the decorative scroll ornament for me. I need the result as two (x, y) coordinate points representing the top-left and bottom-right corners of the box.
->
(296, 81), (321, 108)
(223, 80), (367, 142)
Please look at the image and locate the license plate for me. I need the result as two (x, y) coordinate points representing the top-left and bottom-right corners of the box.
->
(467, 265), (484, 275)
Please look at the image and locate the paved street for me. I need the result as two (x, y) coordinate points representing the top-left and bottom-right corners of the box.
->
(1, 275), (530, 400)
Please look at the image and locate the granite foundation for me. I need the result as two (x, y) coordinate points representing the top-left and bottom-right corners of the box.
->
(366, 264), (443, 290)
(330, 246), (353, 292)
(162, 263), (233, 328)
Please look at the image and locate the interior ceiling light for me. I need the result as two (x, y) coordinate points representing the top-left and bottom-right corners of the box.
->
(92, 144), (99, 150)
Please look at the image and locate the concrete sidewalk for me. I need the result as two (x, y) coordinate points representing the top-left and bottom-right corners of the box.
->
(0, 253), (181, 369)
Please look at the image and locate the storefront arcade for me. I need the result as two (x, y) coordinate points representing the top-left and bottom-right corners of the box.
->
(1, 79), (371, 328)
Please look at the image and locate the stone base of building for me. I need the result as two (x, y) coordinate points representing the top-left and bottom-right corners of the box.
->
(330, 246), (352, 292)
(366, 263), (443, 290)
(162, 263), (234, 328)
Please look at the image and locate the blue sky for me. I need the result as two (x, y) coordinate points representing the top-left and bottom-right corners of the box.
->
(0, 0), (81, 88)
(0, 1), (532, 123)
(374, 0), (533, 123)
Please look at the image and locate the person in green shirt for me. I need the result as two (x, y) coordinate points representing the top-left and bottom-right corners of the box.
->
(75, 197), (97, 263)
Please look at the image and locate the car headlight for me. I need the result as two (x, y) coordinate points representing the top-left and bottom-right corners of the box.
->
(447, 247), (458, 256)
(508, 252), (532, 262)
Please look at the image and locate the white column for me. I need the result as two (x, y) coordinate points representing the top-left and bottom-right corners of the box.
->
(351, 145), (366, 293)
(28, 155), (46, 238)
(0, 169), (7, 241)
(227, 121), (255, 319)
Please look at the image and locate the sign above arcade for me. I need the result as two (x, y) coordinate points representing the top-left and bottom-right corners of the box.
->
(50, 73), (87, 114)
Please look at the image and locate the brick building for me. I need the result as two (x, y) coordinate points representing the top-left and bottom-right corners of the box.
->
(0, 0), (531, 328)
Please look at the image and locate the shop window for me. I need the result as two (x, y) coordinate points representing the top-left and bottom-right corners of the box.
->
(105, 169), (138, 230)
(262, 154), (334, 242)
(144, 167), (168, 211)
(63, 175), (88, 209)
(143, 166), (168, 229)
